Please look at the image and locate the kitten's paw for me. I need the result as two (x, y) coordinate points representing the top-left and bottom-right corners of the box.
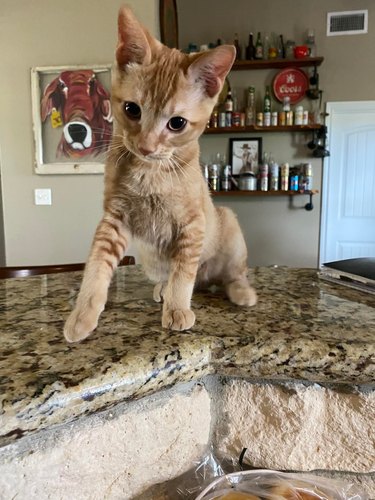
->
(226, 281), (257, 307)
(162, 308), (196, 331)
(153, 282), (166, 303)
(63, 307), (100, 343)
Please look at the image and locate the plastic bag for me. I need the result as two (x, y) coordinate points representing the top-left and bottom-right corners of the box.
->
(176, 450), (227, 498)
(133, 448), (368, 500)
(195, 469), (368, 500)
(132, 449), (229, 499)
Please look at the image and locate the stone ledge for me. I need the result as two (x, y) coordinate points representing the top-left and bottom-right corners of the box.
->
(213, 379), (375, 473)
(0, 383), (211, 499)
(1, 377), (374, 499)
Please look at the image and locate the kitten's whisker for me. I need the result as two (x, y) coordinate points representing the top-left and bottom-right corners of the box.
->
(170, 156), (189, 182)
(168, 157), (182, 182)
(164, 159), (175, 193)
(167, 157), (180, 183)
(106, 144), (127, 154)
(114, 149), (130, 169)
(172, 152), (189, 169)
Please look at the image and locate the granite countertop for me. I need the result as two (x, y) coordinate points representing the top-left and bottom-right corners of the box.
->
(1, 265), (374, 448)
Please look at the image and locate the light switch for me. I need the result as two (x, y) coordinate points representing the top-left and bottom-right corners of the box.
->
(34, 188), (52, 205)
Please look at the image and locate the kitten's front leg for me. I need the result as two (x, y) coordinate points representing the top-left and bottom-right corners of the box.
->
(162, 216), (204, 331)
(64, 215), (130, 343)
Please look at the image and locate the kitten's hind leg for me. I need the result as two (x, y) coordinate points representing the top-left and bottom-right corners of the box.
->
(216, 207), (257, 307)
(64, 216), (130, 343)
(226, 277), (257, 306)
(153, 282), (166, 302)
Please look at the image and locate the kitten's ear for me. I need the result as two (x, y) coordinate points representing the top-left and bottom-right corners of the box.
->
(116, 6), (152, 67)
(188, 45), (236, 98)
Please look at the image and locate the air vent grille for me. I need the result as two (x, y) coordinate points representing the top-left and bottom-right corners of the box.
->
(327, 10), (368, 36)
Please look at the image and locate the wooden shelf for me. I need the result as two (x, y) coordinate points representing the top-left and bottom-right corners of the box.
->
(232, 57), (324, 71)
(210, 190), (319, 197)
(205, 125), (321, 134)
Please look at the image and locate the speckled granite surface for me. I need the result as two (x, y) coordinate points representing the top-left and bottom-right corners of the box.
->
(0, 265), (374, 447)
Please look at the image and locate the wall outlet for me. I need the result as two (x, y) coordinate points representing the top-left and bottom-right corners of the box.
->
(34, 188), (52, 205)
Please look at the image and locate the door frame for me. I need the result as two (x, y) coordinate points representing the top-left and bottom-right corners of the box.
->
(319, 100), (375, 266)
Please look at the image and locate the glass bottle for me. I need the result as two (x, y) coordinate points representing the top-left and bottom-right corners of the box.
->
(224, 90), (234, 112)
(268, 33), (278, 59)
(245, 33), (255, 60)
(245, 86), (256, 126)
(263, 33), (270, 60)
(285, 40), (295, 59)
(231, 89), (238, 112)
(282, 96), (291, 112)
(306, 29), (316, 57)
(234, 33), (242, 60)
(254, 32), (264, 60)
(278, 34), (285, 58)
(264, 86), (271, 113)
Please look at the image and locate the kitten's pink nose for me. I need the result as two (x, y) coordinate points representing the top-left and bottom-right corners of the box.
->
(138, 146), (155, 156)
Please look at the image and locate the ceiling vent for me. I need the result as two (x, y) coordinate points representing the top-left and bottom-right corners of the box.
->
(327, 10), (368, 36)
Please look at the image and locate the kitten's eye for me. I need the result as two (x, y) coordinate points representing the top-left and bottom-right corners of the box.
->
(167, 116), (187, 132)
(123, 101), (141, 120)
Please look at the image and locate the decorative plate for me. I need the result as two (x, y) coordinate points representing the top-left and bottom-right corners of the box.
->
(273, 67), (309, 104)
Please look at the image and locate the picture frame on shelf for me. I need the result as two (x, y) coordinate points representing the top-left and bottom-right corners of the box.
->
(31, 64), (113, 175)
(229, 137), (262, 175)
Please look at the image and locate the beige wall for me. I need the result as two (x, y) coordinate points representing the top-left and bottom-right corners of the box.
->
(1, 1), (374, 267)
(179, 0), (375, 267)
(0, 0), (158, 266)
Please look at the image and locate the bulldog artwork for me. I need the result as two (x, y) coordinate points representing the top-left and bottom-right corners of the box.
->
(41, 69), (113, 158)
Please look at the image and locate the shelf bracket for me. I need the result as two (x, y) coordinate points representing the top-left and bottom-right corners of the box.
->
(288, 191), (317, 211)
(304, 192), (314, 211)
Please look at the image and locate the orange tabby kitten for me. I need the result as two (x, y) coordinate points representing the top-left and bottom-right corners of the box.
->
(64, 6), (257, 343)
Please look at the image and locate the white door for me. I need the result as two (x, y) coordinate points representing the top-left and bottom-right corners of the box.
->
(320, 101), (375, 265)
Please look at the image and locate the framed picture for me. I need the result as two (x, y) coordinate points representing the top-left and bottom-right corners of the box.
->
(31, 64), (113, 175)
(159, 0), (179, 48)
(229, 137), (262, 175)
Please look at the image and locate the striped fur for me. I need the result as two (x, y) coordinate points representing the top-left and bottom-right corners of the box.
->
(64, 6), (256, 343)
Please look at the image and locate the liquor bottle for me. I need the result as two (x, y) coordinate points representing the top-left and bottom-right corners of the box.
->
(306, 29), (316, 57)
(245, 33), (255, 60)
(263, 33), (270, 60)
(231, 89), (238, 112)
(263, 86), (271, 113)
(245, 86), (256, 126)
(263, 86), (271, 126)
(254, 32), (264, 60)
(234, 33), (242, 60)
(224, 90), (234, 112)
(224, 89), (233, 126)
(278, 34), (285, 58)
(268, 33), (278, 59)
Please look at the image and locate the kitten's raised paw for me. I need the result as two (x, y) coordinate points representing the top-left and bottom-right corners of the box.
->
(153, 282), (165, 303)
(162, 308), (195, 331)
(226, 281), (257, 307)
(63, 308), (99, 343)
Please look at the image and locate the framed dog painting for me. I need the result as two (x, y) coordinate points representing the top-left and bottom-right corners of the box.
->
(31, 65), (113, 174)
